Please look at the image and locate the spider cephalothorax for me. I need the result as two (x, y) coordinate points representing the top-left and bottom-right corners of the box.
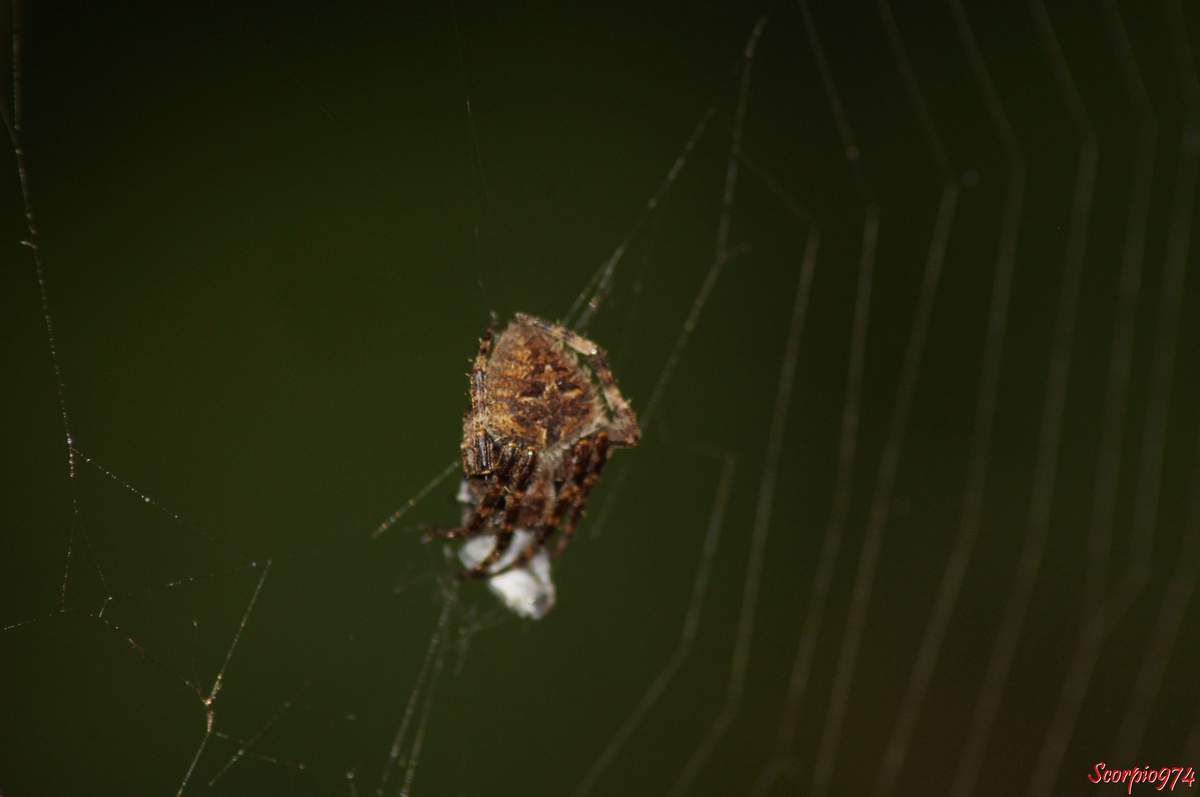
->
(427, 313), (639, 613)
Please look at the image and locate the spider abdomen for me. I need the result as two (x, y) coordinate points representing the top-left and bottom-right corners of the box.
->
(482, 321), (602, 450)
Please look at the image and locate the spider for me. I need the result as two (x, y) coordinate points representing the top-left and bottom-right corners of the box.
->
(425, 313), (640, 607)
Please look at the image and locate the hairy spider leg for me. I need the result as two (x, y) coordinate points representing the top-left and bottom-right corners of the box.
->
(424, 442), (520, 542)
(462, 447), (538, 579)
(487, 434), (598, 577)
(552, 432), (610, 558)
(461, 322), (498, 475)
(515, 314), (640, 447)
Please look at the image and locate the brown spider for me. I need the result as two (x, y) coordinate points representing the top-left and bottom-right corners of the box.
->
(426, 313), (640, 589)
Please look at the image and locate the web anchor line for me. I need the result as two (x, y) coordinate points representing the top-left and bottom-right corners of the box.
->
(1112, 0), (1200, 761)
(376, 583), (459, 795)
(949, 2), (1098, 793)
(752, 3), (880, 790)
(176, 560), (272, 796)
(572, 453), (737, 797)
(1028, 2), (1157, 792)
(872, 0), (1026, 791)
(810, 1), (961, 787)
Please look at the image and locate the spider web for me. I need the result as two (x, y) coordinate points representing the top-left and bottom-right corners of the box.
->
(4, 2), (1200, 796)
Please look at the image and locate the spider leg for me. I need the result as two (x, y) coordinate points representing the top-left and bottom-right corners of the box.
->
(488, 435), (596, 577)
(424, 442), (517, 542)
(552, 432), (609, 558)
(461, 322), (499, 475)
(514, 313), (640, 447)
(461, 447), (538, 579)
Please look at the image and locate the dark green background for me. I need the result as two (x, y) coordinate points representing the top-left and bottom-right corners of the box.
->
(4, 1), (1200, 795)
